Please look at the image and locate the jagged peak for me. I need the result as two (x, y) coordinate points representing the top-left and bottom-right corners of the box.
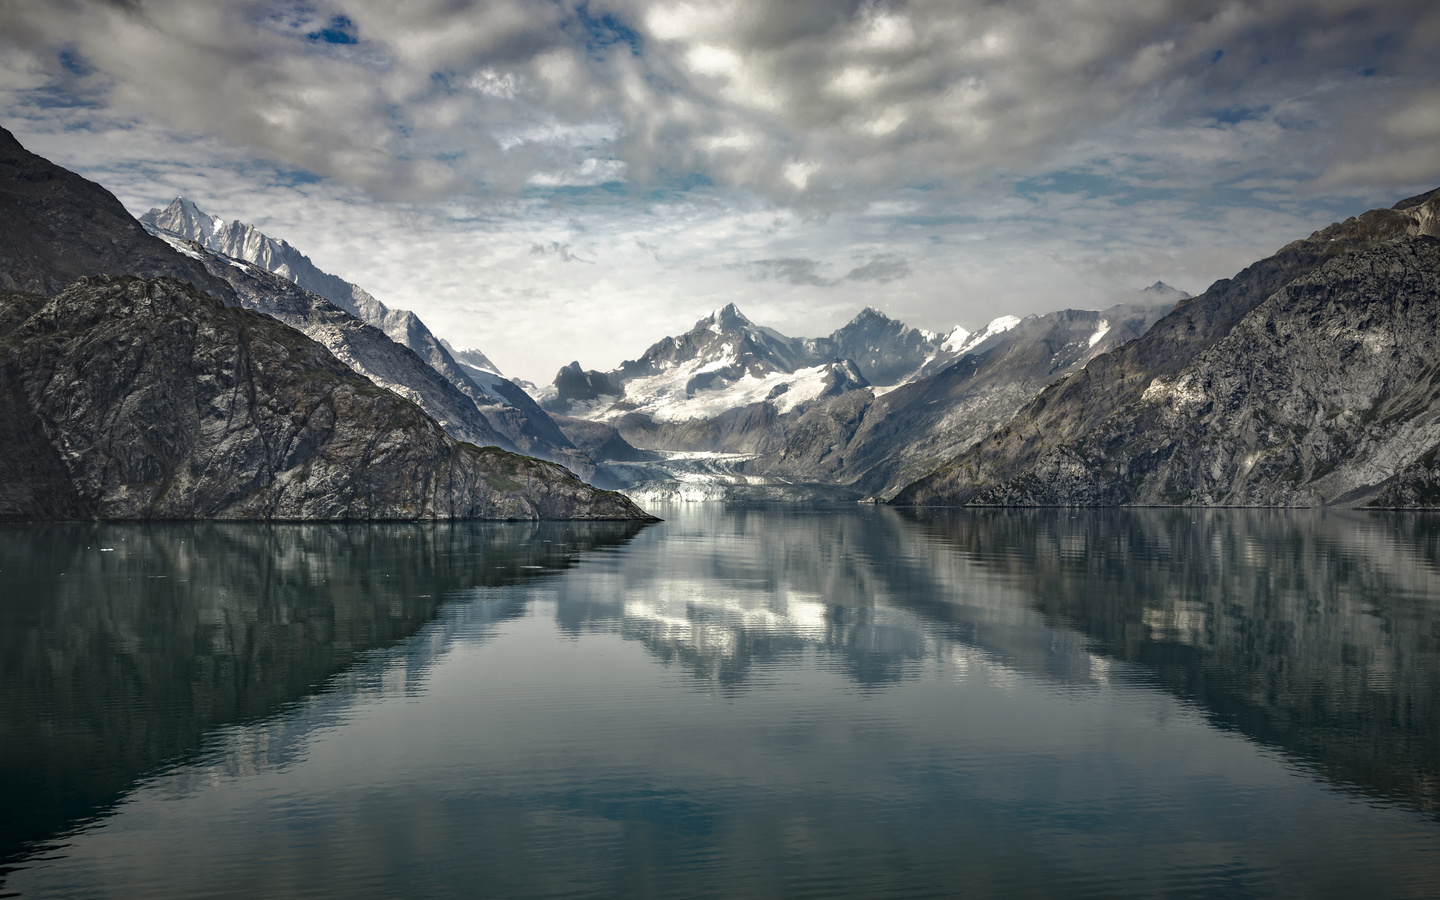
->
(707, 302), (751, 327)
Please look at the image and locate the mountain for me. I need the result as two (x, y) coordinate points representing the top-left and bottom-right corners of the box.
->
(0, 125), (650, 521)
(815, 307), (941, 386)
(140, 197), (600, 479)
(141, 197), (385, 322)
(743, 301), (1174, 498)
(0, 276), (650, 520)
(542, 303), (870, 434)
(894, 188), (1440, 508)
(0, 129), (236, 302)
(152, 234), (514, 452)
(544, 303), (954, 423)
(439, 340), (501, 380)
(544, 293), (1177, 501)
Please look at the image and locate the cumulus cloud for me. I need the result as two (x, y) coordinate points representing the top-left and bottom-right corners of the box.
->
(1, 0), (1437, 205)
(2, 0), (1439, 383)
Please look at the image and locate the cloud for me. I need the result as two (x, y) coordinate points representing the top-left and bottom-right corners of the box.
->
(743, 258), (838, 288)
(530, 241), (591, 263)
(2, 0), (1438, 386)
(1, 0), (1436, 206)
(845, 253), (910, 283)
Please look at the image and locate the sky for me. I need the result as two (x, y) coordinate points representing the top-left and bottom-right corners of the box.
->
(2, 1), (1439, 385)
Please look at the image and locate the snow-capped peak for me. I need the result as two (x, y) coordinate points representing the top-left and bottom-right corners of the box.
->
(941, 315), (1022, 358)
(940, 325), (971, 354)
(706, 303), (752, 330)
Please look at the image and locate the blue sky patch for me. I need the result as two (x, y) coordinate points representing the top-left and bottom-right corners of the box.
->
(308, 15), (357, 45)
(57, 47), (93, 77)
(1209, 106), (1268, 125)
(574, 4), (642, 58)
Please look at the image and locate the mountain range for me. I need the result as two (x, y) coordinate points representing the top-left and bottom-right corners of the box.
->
(138, 198), (604, 481)
(544, 291), (1180, 501)
(0, 125), (650, 521)
(6, 118), (1439, 513)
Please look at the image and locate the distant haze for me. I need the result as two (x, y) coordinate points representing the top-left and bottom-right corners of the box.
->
(2, 1), (1438, 384)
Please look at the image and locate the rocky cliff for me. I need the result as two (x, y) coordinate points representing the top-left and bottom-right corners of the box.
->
(0, 128), (235, 301)
(0, 276), (653, 521)
(895, 188), (1440, 507)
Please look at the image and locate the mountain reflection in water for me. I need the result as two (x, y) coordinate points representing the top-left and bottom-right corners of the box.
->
(0, 520), (651, 869)
(903, 508), (1440, 818)
(2, 507), (1438, 899)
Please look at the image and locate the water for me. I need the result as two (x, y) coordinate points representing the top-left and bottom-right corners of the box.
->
(2, 506), (1439, 898)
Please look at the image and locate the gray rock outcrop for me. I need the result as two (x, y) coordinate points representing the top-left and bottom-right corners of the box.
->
(745, 302), (1171, 498)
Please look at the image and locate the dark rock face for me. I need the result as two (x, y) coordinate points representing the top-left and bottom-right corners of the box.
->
(552, 415), (655, 463)
(811, 307), (941, 386)
(0, 276), (653, 521)
(895, 189), (1440, 508)
(550, 362), (624, 413)
(0, 128), (235, 302)
(200, 249), (516, 452)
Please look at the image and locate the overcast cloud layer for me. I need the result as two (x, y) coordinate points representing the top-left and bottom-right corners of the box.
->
(3, 0), (1439, 382)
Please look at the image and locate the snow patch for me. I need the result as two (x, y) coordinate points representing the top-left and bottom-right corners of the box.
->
(1088, 319), (1110, 347)
(602, 358), (845, 423)
(156, 232), (204, 261)
(940, 315), (1022, 358)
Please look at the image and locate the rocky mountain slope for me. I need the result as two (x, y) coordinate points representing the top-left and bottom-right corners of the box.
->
(160, 237), (514, 452)
(894, 188), (1440, 508)
(0, 276), (651, 521)
(0, 128), (235, 302)
(140, 198), (599, 477)
(745, 301), (1173, 498)
(809, 307), (943, 385)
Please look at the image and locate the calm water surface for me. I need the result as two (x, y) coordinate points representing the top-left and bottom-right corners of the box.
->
(2, 506), (1439, 898)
